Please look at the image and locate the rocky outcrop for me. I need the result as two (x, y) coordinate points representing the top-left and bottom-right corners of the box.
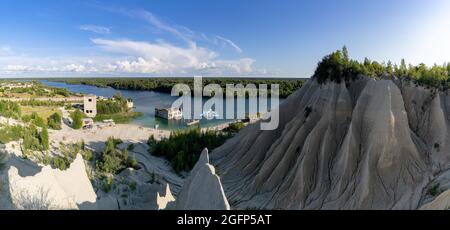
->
(7, 154), (97, 210)
(173, 149), (230, 210)
(157, 183), (175, 210)
(211, 78), (450, 210)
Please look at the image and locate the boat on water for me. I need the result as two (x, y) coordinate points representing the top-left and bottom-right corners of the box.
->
(200, 109), (219, 120)
(186, 120), (200, 126)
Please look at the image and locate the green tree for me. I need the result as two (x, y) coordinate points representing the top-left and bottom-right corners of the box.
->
(40, 126), (49, 151)
(30, 112), (46, 128)
(96, 137), (139, 175)
(149, 128), (231, 173)
(342, 45), (349, 61)
(22, 125), (41, 152)
(71, 110), (83, 130)
(386, 61), (394, 75)
(47, 112), (62, 130)
(0, 100), (21, 120)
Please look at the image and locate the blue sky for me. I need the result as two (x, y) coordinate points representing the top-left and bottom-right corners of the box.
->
(0, 0), (449, 78)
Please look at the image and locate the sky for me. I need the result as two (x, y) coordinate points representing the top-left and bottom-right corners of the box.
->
(0, 0), (449, 78)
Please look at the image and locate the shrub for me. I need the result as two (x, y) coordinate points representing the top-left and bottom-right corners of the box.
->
(0, 125), (25, 144)
(128, 157), (139, 170)
(64, 104), (73, 110)
(428, 183), (442, 197)
(41, 153), (51, 166)
(70, 110), (84, 130)
(19, 99), (64, 107)
(96, 137), (139, 175)
(0, 100), (21, 120)
(39, 126), (49, 151)
(127, 143), (135, 151)
(21, 115), (32, 123)
(129, 181), (137, 192)
(80, 140), (85, 150)
(0, 151), (6, 171)
(223, 122), (245, 134)
(102, 176), (113, 193)
(82, 149), (94, 161)
(52, 88), (70, 97)
(47, 112), (62, 130)
(22, 125), (47, 152)
(97, 99), (126, 115)
(53, 156), (70, 170)
(147, 135), (157, 148)
(148, 171), (156, 184)
(30, 112), (46, 128)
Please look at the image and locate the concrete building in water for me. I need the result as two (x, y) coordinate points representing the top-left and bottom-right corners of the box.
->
(155, 107), (183, 120)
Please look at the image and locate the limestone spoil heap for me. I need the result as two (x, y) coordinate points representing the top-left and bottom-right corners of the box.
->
(211, 77), (450, 210)
(173, 148), (230, 210)
(7, 154), (97, 210)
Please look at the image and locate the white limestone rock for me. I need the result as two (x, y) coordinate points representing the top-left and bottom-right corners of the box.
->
(7, 154), (97, 210)
(173, 148), (230, 210)
(157, 183), (175, 210)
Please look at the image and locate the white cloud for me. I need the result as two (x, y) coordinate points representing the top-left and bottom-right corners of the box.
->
(92, 38), (216, 71)
(213, 58), (255, 73)
(4, 65), (29, 72)
(0, 10), (262, 76)
(215, 36), (243, 53)
(0, 39), (256, 75)
(90, 38), (254, 74)
(80, 25), (111, 34)
(136, 10), (243, 54)
(137, 10), (195, 46)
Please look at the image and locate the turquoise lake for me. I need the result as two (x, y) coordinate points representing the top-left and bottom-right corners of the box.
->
(41, 80), (282, 131)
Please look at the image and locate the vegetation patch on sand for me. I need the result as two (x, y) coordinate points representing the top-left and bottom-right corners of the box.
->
(70, 110), (85, 130)
(0, 125), (25, 144)
(44, 141), (93, 170)
(94, 112), (143, 124)
(0, 101), (51, 154)
(94, 93), (142, 124)
(0, 100), (21, 120)
(148, 125), (244, 173)
(96, 137), (140, 175)
(21, 106), (61, 123)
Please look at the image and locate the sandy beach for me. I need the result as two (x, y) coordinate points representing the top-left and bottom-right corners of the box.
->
(50, 123), (171, 147)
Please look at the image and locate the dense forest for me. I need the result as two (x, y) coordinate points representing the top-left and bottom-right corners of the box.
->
(314, 46), (450, 89)
(47, 78), (305, 98)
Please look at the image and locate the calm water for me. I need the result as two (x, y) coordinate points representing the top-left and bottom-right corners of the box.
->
(41, 80), (281, 131)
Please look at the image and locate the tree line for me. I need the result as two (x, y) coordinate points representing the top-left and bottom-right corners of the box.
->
(48, 78), (305, 98)
(314, 46), (450, 89)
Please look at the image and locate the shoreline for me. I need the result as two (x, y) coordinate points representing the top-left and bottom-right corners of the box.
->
(50, 119), (236, 147)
